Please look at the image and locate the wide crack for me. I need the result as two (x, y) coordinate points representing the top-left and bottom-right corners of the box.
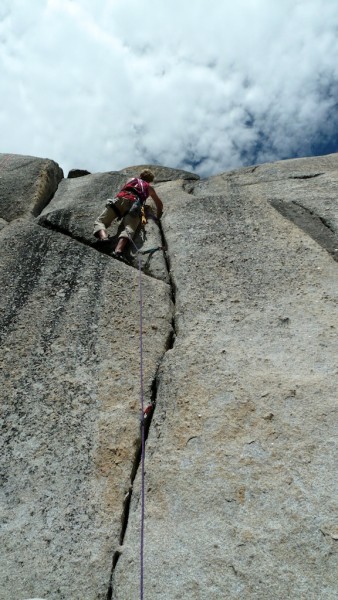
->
(36, 211), (177, 599)
(106, 367), (161, 598)
(106, 218), (176, 599)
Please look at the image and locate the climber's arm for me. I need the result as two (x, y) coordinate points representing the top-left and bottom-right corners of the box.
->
(148, 186), (163, 218)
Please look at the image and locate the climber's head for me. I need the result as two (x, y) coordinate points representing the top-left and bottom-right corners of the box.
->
(139, 169), (154, 183)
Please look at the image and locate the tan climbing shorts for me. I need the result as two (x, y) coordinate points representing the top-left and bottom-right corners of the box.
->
(93, 197), (140, 240)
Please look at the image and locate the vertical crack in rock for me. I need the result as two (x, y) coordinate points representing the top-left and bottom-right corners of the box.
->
(270, 198), (338, 262)
(107, 220), (176, 600)
(107, 369), (161, 597)
(36, 215), (175, 599)
(158, 220), (177, 326)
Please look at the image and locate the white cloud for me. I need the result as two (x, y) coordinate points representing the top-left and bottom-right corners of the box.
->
(1, 0), (338, 176)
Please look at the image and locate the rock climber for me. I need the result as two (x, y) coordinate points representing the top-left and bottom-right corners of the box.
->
(93, 169), (163, 259)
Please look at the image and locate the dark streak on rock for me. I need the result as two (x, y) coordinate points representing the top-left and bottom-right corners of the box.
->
(270, 199), (338, 262)
(0, 231), (49, 343)
(182, 181), (196, 195)
(288, 173), (324, 180)
(156, 176), (198, 184)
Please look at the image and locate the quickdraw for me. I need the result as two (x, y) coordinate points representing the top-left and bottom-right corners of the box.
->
(138, 245), (165, 269)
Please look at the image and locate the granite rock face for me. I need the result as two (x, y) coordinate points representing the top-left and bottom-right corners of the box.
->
(0, 153), (337, 600)
(224, 154), (338, 261)
(113, 156), (338, 599)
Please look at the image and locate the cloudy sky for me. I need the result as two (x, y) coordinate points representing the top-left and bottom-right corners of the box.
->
(1, 0), (338, 176)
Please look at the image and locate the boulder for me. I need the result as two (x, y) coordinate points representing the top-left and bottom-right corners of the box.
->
(0, 153), (63, 221)
(67, 168), (91, 178)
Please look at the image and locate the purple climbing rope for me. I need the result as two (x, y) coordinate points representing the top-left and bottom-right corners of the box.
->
(127, 233), (146, 599)
(138, 250), (146, 600)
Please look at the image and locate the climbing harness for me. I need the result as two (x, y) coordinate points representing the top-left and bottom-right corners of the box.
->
(129, 198), (143, 217)
(117, 177), (150, 205)
(105, 199), (122, 220)
(139, 245), (164, 269)
(116, 177), (150, 220)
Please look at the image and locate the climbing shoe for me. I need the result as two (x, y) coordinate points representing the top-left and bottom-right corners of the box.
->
(112, 251), (128, 263)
